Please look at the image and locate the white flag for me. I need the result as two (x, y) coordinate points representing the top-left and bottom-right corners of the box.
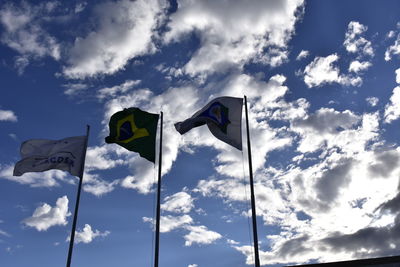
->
(175, 97), (243, 150)
(13, 136), (87, 177)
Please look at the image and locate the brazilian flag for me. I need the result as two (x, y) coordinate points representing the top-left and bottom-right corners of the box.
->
(105, 108), (159, 163)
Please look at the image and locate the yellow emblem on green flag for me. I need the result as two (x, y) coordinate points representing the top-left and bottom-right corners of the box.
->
(105, 108), (159, 163)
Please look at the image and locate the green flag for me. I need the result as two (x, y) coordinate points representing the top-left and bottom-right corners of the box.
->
(105, 108), (159, 163)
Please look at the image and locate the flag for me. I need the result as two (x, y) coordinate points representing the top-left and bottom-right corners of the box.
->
(175, 96), (243, 150)
(105, 107), (159, 163)
(13, 136), (87, 177)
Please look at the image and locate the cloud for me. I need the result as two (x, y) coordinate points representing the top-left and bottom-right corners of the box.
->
(303, 54), (362, 88)
(85, 145), (125, 171)
(321, 214), (400, 259)
(385, 32), (400, 61)
(384, 86), (400, 123)
(69, 224), (110, 244)
(97, 80), (141, 100)
(296, 50), (309, 61)
(343, 21), (374, 57)
(75, 2), (87, 13)
(143, 214), (193, 233)
(348, 60), (371, 73)
(195, 178), (248, 202)
(366, 97), (379, 107)
(0, 229), (10, 237)
(368, 149), (400, 178)
(291, 108), (362, 153)
(62, 83), (89, 96)
(0, 161), (117, 196)
(314, 158), (353, 205)
(164, 0), (305, 77)
(0, 109), (17, 122)
(0, 2), (61, 72)
(22, 196), (71, 231)
(183, 225), (222, 246)
(0, 164), (72, 187)
(396, 68), (400, 84)
(63, 0), (168, 78)
(82, 172), (119, 196)
(161, 191), (194, 214)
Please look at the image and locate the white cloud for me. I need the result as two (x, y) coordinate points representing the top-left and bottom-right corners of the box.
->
(343, 21), (374, 57)
(183, 225), (222, 246)
(161, 191), (194, 214)
(22, 196), (71, 231)
(387, 30), (396, 39)
(195, 178), (247, 202)
(396, 68), (400, 84)
(0, 229), (10, 237)
(0, 164), (72, 187)
(97, 80), (141, 100)
(82, 172), (119, 196)
(0, 2), (61, 72)
(0, 109), (17, 122)
(296, 50), (309, 60)
(348, 60), (371, 73)
(303, 54), (362, 88)
(291, 108), (378, 154)
(385, 33), (400, 61)
(188, 264), (198, 267)
(164, 0), (305, 77)
(75, 2), (87, 13)
(63, 83), (89, 96)
(303, 54), (340, 87)
(384, 86), (400, 123)
(143, 214), (193, 233)
(85, 145), (125, 171)
(366, 97), (379, 107)
(70, 224), (110, 244)
(63, 0), (168, 78)
(0, 162), (116, 196)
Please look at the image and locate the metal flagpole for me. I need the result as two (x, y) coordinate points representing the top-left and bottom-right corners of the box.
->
(154, 112), (163, 267)
(244, 96), (261, 267)
(66, 125), (90, 267)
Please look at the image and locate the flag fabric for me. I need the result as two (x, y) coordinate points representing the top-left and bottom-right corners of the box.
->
(105, 107), (159, 163)
(13, 136), (87, 177)
(175, 96), (243, 150)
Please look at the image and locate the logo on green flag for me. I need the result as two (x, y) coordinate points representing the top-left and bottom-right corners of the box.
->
(105, 108), (159, 163)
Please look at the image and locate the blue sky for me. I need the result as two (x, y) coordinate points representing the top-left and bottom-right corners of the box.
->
(1, 0), (400, 266)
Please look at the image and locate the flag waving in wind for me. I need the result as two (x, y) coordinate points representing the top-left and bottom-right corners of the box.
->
(175, 97), (243, 150)
(13, 136), (87, 177)
(105, 107), (159, 163)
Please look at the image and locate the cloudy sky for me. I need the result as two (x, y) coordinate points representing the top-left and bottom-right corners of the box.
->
(1, 0), (400, 266)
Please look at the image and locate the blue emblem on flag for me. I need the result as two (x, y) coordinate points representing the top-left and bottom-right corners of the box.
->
(200, 102), (230, 133)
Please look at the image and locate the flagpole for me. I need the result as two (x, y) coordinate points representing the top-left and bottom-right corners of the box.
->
(154, 112), (163, 267)
(66, 125), (90, 267)
(244, 96), (261, 267)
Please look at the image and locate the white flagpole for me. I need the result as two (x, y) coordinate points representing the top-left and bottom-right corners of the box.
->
(66, 125), (90, 267)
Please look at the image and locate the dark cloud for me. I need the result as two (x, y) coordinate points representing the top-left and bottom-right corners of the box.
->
(368, 150), (400, 178)
(277, 235), (312, 259)
(377, 192), (400, 214)
(322, 214), (400, 258)
(315, 159), (353, 204)
(293, 108), (359, 134)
